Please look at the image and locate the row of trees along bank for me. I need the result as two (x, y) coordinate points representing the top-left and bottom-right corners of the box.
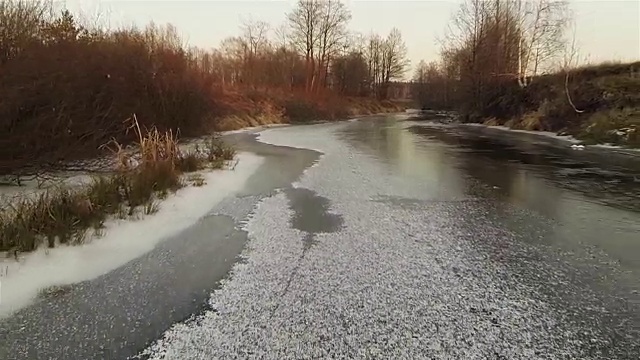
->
(411, 0), (640, 147)
(0, 0), (409, 179)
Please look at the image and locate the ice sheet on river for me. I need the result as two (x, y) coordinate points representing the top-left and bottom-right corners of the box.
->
(0, 153), (264, 319)
(140, 123), (603, 359)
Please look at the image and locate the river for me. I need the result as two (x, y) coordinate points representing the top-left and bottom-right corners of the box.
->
(1, 114), (639, 359)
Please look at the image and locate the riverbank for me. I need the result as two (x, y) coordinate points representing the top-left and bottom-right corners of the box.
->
(0, 121), (240, 251)
(0, 125), (246, 319)
(0, 1), (406, 179)
(459, 123), (640, 159)
(0, 152), (263, 319)
(473, 62), (640, 149)
(0, 131), (319, 360)
(408, 109), (640, 165)
(213, 90), (406, 131)
(414, 61), (640, 149)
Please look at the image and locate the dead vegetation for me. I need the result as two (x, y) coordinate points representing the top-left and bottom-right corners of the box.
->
(0, 0), (406, 253)
(0, 122), (235, 254)
(472, 63), (640, 147)
(411, 0), (639, 148)
(0, 0), (405, 180)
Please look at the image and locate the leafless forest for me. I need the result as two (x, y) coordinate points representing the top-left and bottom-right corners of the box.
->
(412, 0), (640, 147)
(0, 0), (409, 178)
(1, 0), (638, 180)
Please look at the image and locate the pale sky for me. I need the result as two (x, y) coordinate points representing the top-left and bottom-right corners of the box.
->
(63, 0), (640, 74)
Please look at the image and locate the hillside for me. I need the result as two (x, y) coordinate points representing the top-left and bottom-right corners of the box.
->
(473, 62), (640, 148)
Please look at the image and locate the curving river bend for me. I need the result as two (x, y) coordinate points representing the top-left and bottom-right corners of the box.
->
(1, 114), (639, 359)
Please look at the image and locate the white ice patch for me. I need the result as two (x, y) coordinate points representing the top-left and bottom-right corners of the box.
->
(138, 193), (305, 359)
(257, 123), (336, 153)
(219, 123), (290, 136)
(459, 123), (582, 144)
(0, 152), (264, 319)
(140, 124), (589, 359)
(593, 143), (640, 153)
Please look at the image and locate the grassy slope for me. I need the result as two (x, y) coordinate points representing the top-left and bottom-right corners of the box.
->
(474, 62), (640, 148)
(213, 89), (406, 131)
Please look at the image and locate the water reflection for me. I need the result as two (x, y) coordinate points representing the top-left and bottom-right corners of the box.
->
(409, 124), (640, 213)
(339, 116), (640, 357)
(338, 117), (640, 270)
(339, 116), (468, 199)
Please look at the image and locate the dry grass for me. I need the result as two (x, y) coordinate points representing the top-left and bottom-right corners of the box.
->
(187, 174), (206, 187)
(483, 117), (501, 126)
(0, 123), (236, 253)
(577, 108), (640, 147)
(0, 188), (106, 252)
(204, 136), (236, 163)
(213, 89), (404, 130)
(176, 151), (205, 173)
(505, 112), (544, 131)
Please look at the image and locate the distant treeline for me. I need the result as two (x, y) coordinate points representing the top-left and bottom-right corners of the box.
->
(411, 0), (639, 147)
(0, 0), (408, 177)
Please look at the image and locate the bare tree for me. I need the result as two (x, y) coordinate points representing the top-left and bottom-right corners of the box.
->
(364, 33), (383, 96)
(331, 51), (368, 96)
(273, 22), (290, 50)
(363, 28), (409, 99)
(412, 60), (455, 109)
(562, 22), (584, 113)
(287, 0), (323, 92)
(220, 36), (248, 86)
(241, 19), (270, 56)
(0, 0), (51, 64)
(434, 0), (571, 119)
(287, 0), (350, 92)
(443, 0), (494, 111)
(443, 0), (568, 87)
(240, 19), (270, 87)
(382, 29), (409, 83)
(315, 0), (351, 90)
(513, 0), (569, 87)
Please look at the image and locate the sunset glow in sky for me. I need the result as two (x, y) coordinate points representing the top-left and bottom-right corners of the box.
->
(63, 0), (640, 74)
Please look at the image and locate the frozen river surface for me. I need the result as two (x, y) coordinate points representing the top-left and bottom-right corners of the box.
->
(2, 115), (639, 359)
(143, 117), (640, 359)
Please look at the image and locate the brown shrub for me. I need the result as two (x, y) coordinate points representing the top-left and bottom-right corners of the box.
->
(0, 5), (218, 177)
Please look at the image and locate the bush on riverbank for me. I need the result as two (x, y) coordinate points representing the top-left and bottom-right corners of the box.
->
(214, 89), (404, 130)
(0, 1), (404, 178)
(0, 2), (218, 177)
(0, 124), (235, 254)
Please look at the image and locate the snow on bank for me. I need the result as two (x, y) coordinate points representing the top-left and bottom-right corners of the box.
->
(0, 174), (93, 209)
(592, 143), (640, 154)
(219, 123), (290, 136)
(459, 123), (583, 144)
(460, 123), (640, 156)
(0, 152), (264, 319)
